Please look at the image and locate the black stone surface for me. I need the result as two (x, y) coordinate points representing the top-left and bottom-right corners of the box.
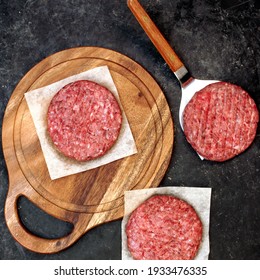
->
(0, 0), (259, 260)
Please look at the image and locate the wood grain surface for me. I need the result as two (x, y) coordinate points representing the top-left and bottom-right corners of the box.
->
(2, 47), (174, 254)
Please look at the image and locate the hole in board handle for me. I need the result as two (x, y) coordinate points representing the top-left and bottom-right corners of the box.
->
(17, 196), (74, 239)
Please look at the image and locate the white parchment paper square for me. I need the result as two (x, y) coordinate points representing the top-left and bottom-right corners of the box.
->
(122, 186), (212, 260)
(24, 66), (137, 180)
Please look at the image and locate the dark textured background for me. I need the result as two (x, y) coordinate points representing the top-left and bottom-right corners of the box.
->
(0, 0), (259, 260)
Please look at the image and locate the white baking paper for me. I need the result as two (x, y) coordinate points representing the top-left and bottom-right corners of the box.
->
(24, 66), (137, 180)
(122, 186), (212, 260)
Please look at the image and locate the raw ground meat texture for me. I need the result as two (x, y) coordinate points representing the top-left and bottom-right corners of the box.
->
(126, 195), (203, 260)
(47, 80), (122, 161)
(183, 82), (259, 161)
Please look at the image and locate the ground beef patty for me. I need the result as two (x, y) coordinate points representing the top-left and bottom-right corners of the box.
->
(126, 195), (202, 260)
(47, 80), (122, 161)
(183, 82), (259, 162)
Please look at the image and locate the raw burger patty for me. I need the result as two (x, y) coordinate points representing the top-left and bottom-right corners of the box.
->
(47, 80), (122, 161)
(183, 82), (259, 161)
(126, 195), (202, 260)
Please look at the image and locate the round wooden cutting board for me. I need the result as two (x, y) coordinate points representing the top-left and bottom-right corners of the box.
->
(2, 47), (174, 254)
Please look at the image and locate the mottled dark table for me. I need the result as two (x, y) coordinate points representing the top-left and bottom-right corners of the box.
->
(0, 0), (259, 260)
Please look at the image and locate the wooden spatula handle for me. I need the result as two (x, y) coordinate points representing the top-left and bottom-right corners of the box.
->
(127, 0), (184, 74)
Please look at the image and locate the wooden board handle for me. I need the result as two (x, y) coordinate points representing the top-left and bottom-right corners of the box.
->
(127, 0), (184, 73)
(4, 184), (91, 254)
